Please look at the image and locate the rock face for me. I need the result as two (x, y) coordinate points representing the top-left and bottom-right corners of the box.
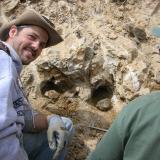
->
(1, 0), (160, 159)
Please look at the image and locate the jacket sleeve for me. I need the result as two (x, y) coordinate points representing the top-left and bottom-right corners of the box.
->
(0, 51), (17, 132)
(0, 51), (29, 160)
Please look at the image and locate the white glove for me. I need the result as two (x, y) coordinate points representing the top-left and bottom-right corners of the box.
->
(47, 115), (69, 160)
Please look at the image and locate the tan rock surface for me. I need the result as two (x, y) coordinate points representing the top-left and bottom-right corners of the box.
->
(1, 0), (160, 159)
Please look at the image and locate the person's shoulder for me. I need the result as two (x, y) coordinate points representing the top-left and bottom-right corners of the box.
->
(0, 49), (12, 65)
(115, 91), (160, 129)
(0, 50), (13, 79)
(122, 91), (160, 114)
(130, 91), (160, 105)
(0, 49), (11, 58)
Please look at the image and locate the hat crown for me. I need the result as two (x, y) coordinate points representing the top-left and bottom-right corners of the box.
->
(0, 9), (63, 47)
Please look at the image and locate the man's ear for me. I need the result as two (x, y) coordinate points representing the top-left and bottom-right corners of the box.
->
(8, 25), (18, 38)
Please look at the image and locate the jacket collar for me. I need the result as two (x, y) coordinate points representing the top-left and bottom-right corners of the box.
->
(3, 41), (23, 75)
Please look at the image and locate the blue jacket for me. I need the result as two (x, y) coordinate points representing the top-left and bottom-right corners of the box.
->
(0, 41), (30, 160)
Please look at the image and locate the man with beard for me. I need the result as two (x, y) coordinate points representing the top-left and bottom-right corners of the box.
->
(0, 9), (74, 160)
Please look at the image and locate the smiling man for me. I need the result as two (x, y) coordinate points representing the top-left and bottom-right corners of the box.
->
(6, 26), (48, 65)
(0, 9), (74, 160)
(6, 25), (48, 64)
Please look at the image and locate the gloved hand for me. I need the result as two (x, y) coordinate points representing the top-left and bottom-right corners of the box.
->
(47, 114), (69, 160)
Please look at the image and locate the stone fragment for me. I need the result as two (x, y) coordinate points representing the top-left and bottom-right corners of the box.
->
(96, 98), (112, 111)
(108, 32), (118, 39)
(44, 90), (60, 99)
(155, 71), (160, 84)
(124, 24), (147, 43)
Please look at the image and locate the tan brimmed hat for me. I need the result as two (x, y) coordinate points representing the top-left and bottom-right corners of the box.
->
(0, 9), (63, 47)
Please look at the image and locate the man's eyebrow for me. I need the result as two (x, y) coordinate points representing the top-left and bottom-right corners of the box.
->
(31, 32), (47, 45)
(16, 25), (48, 45)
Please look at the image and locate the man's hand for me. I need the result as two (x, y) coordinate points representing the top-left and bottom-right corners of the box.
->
(47, 115), (69, 159)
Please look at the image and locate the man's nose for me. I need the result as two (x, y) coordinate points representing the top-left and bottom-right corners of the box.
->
(32, 41), (41, 50)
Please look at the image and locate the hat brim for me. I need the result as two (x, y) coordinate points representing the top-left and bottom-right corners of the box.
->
(0, 9), (63, 48)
